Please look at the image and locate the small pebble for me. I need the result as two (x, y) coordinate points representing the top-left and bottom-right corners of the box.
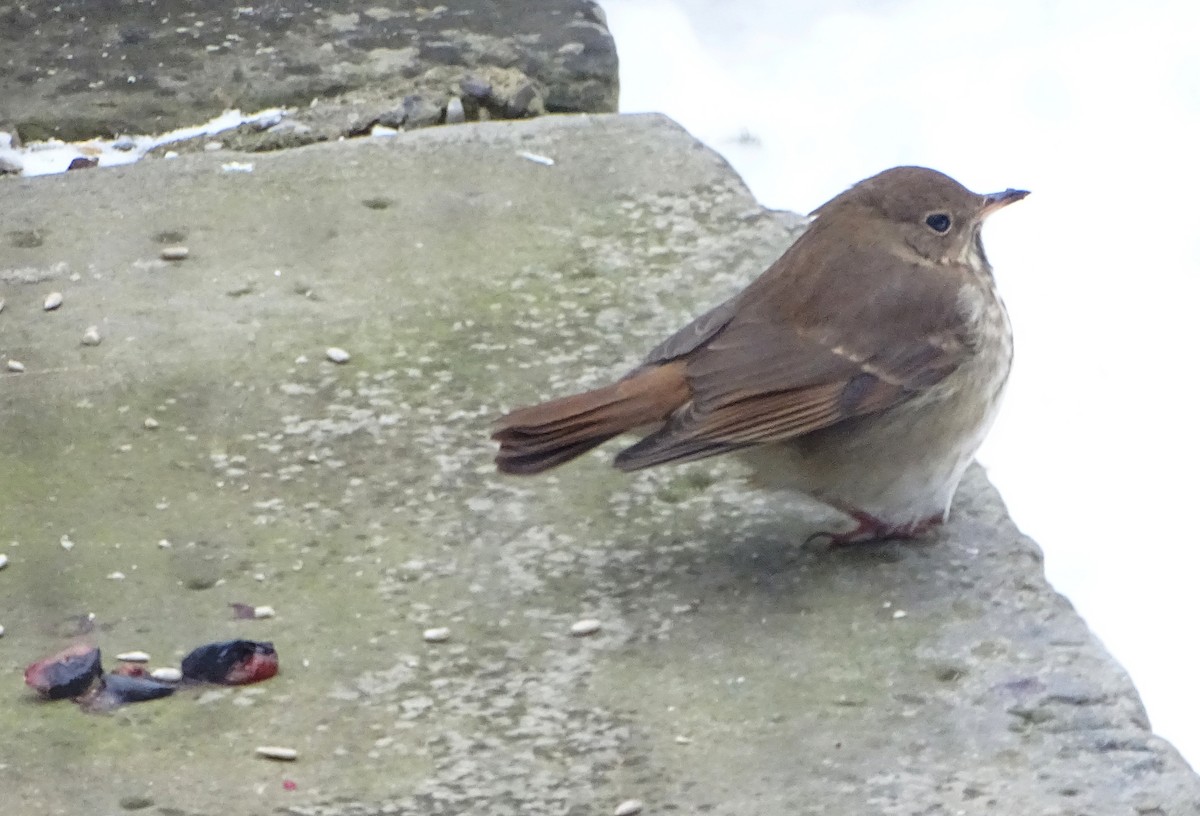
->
(0, 624), (5, 637)
(6, 360), (25, 373)
(117, 651), (151, 663)
(81, 326), (102, 346)
(423, 627), (451, 643)
(0, 298), (5, 313)
(256, 746), (299, 761)
(892, 610), (908, 619)
(43, 291), (64, 311)
(325, 347), (350, 364)
(253, 605), (276, 619)
(614, 799), (644, 816)
(143, 417), (160, 430)
(445, 96), (466, 124)
(160, 246), (189, 261)
(60, 535), (74, 551)
(107, 571), (126, 580)
(570, 618), (602, 637)
(0, 553), (8, 569)
(150, 667), (183, 682)
(157, 539), (172, 548)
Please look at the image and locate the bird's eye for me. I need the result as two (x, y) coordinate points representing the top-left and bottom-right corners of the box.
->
(925, 213), (952, 233)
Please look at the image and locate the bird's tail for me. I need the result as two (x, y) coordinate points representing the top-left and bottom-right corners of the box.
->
(492, 362), (689, 475)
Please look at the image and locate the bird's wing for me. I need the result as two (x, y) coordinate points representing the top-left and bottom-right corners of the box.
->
(639, 291), (743, 366)
(614, 229), (974, 471)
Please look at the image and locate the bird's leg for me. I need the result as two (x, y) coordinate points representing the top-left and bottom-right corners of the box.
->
(805, 509), (943, 548)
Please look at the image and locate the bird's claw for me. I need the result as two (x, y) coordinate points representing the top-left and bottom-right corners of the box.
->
(805, 510), (943, 549)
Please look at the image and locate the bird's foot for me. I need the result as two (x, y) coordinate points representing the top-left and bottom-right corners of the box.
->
(804, 510), (942, 549)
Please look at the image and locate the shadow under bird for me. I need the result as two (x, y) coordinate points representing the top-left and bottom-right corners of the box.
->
(493, 166), (1027, 543)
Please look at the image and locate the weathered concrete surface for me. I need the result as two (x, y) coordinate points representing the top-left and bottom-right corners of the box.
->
(0, 0), (617, 144)
(1, 115), (1197, 816)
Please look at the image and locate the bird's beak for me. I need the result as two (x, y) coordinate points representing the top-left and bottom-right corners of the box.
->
(980, 188), (1030, 217)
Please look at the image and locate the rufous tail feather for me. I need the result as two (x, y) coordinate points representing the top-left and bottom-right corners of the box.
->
(493, 362), (689, 475)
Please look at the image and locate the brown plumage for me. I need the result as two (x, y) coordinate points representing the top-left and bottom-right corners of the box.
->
(491, 361), (690, 475)
(493, 166), (1027, 542)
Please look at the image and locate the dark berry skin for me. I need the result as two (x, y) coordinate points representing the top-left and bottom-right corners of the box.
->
(24, 644), (103, 700)
(181, 640), (278, 684)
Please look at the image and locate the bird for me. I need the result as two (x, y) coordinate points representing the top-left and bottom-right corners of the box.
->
(492, 166), (1027, 544)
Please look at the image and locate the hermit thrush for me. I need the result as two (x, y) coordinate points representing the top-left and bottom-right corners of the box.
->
(493, 167), (1027, 543)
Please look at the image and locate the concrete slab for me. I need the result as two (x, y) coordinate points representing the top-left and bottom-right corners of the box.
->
(1, 114), (1196, 815)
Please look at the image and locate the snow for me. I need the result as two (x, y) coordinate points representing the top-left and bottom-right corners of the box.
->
(0, 108), (286, 176)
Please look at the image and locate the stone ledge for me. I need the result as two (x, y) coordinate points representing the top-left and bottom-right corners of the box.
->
(0, 114), (1196, 815)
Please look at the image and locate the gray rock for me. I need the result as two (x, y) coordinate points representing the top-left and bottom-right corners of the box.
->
(379, 94), (446, 131)
(0, 114), (1195, 814)
(460, 75), (495, 101)
(0, 0), (617, 144)
(400, 94), (444, 130)
(500, 79), (545, 119)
